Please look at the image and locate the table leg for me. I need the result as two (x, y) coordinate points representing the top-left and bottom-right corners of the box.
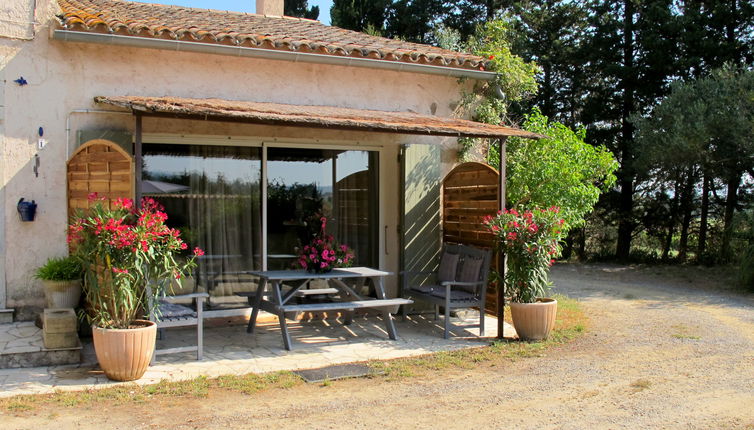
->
(273, 280), (293, 351)
(329, 279), (358, 325)
(372, 276), (397, 340)
(247, 278), (267, 334)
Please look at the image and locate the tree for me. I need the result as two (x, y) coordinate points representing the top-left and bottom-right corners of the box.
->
(633, 66), (754, 262)
(384, 0), (450, 43)
(330, 0), (392, 31)
(491, 109), (618, 230)
(457, 19), (618, 231)
(507, 0), (590, 126)
(285, 0), (319, 20)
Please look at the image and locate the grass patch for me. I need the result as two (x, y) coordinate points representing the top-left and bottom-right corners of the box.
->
(0, 295), (586, 414)
(630, 378), (652, 392)
(370, 294), (587, 380)
(671, 324), (701, 340)
(0, 371), (302, 414)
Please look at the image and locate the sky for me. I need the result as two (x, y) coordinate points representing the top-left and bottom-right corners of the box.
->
(146, 0), (334, 25)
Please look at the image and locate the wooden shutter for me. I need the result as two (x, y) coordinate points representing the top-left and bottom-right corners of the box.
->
(67, 139), (134, 215)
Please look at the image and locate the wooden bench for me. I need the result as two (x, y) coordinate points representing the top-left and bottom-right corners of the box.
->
(275, 298), (412, 313)
(149, 292), (209, 363)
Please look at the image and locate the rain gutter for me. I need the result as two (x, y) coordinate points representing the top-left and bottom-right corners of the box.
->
(52, 29), (497, 81)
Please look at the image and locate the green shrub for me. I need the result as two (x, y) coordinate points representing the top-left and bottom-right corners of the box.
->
(35, 256), (82, 281)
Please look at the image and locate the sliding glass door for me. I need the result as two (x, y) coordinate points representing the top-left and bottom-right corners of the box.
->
(142, 143), (378, 304)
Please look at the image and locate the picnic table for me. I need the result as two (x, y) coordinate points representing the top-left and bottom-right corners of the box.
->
(243, 267), (412, 350)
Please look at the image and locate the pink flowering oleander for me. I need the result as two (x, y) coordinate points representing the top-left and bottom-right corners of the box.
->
(68, 195), (204, 329)
(484, 207), (566, 303)
(297, 216), (355, 273)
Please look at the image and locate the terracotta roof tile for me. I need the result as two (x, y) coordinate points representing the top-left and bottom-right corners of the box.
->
(94, 96), (544, 139)
(57, 0), (488, 71)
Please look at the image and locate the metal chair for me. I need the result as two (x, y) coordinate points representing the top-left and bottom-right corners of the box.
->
(402, 244), (492, 339)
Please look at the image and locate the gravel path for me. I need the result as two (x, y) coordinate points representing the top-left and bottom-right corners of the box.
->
(7, 264), (754, 429)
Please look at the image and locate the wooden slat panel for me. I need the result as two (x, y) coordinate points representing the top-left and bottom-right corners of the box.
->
(67, 139), (134, 216)
(442, 162), (502, 315)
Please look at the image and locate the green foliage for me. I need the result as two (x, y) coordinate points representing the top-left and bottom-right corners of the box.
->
(634, 65), (754, 260)
(484, 207), (566, 303)
(384, 0), (449, 43)
(464, 18), (540, 123)
(284, 0), (319, 20)
(493, 109), (618, 229)
(330, 0), (391, 32)
(634, 65), (754, 174)
(431, 24), (462, 51)
(34, 256), (82, 281)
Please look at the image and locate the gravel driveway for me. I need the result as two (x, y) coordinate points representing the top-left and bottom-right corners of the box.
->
(7, 264), (754, 429)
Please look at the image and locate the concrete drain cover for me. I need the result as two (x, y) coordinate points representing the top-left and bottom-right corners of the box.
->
(294, 363), (379, 383)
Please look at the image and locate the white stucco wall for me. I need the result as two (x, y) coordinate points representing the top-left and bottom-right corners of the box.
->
(0, 4), (469, 314)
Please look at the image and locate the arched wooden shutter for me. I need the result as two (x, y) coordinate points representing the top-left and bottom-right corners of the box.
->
(67, 139), (134, 214)
(442, 162), (499, 248)
(442, 162), (500, 314)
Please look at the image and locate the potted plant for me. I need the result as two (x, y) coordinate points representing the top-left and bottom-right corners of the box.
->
(297, 216), (355, 274)
(35, 256), (83, 308)
(67, 194), (202, 381)
(484, 207), (566, 340)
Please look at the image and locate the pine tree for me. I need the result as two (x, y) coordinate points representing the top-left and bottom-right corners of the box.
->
(285, 0), (320, 20)
(330, 0), (392, 31)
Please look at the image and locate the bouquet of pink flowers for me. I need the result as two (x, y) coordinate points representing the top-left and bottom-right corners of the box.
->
(298, 217), (354, 273)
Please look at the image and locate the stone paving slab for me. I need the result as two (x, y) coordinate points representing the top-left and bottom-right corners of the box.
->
(0, 322), (82, 369)
(0, 312), (510, 398)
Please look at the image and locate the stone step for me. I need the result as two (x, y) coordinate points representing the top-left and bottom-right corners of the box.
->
(0, 309), (13, 324)
(0, 322), (81, 369)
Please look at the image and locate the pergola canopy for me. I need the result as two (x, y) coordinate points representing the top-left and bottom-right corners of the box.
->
(94, 96), (544, 140)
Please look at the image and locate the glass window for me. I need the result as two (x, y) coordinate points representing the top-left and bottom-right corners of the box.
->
(142, 144), (262, 304)
(266, 148), (378, 270)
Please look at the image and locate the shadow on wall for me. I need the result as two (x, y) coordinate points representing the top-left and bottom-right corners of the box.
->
(403, 144), (442, 278)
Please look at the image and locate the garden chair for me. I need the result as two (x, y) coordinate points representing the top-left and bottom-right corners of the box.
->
(147, 288), (209, 363)
(402, 243), (492, 339)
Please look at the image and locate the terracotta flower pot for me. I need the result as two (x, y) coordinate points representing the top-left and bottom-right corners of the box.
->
(43, 279), (81, 308)
(92, 320), (156, 381)
(509, 298), (558, 341)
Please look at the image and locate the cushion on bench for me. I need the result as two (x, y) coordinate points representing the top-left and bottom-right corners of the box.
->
(158, 301), (196, 319)
(430, 288), (476, 301)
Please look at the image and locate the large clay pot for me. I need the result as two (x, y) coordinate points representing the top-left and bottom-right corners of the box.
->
(92, 320), (156, 381)
(509, 298), (558, 341)
(43, 279), (81, 308)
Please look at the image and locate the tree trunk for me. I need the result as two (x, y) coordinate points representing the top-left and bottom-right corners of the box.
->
(721, 172), (742, 262)
(615, 0), (636, 261)
(542, 63), (554, 118)
(697, 171), (710, 260)
(662, 177), (682, 262)
(677, 167), (696, 261)
(576, 226), (587, 261)
(562, 232), (574, 260)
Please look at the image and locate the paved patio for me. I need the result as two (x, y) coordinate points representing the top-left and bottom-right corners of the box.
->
(0, 311), (510, 397)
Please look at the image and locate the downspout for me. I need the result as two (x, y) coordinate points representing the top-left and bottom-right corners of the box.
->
(52, 30), (498, 81)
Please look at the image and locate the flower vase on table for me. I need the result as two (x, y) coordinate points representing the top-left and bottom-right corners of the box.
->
(298, 216), (355, 274)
